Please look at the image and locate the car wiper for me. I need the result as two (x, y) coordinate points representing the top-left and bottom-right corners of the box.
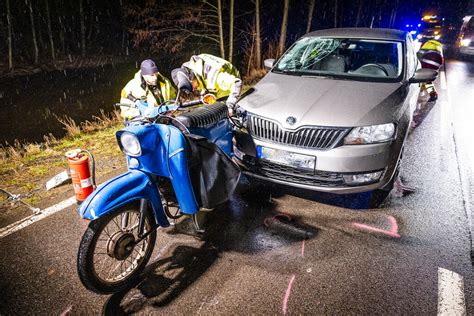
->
(273, 69), (303, 76)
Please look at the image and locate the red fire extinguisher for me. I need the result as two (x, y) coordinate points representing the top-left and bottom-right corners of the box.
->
(65, 149), (96, 204)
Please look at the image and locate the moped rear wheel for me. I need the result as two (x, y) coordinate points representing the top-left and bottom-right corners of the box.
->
(77, 205), (156, 294)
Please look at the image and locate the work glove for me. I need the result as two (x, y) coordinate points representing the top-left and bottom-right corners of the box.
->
(226, 101), (237, 116)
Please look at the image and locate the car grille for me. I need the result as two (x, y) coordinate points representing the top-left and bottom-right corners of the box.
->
(258, 160), (345, 187)
(247, 115), (349, 150)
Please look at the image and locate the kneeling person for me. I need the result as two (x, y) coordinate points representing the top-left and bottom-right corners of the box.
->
(120, 59), (176, 119)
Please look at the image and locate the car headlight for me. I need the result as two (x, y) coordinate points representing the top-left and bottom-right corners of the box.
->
(344, 123), (395, 145)
(434, 35), (441, 40)
(460, 39), (471, 47)
(120, 132), (141, 156)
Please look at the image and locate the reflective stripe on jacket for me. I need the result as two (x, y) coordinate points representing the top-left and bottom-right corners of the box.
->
(183, 54), (241, 104)
(119, 71), (176, 118)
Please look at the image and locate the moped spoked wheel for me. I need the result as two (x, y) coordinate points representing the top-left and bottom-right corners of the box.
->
(77, 205), (156, 294)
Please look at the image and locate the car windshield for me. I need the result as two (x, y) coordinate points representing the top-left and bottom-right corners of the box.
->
(274, 37), (403, 81)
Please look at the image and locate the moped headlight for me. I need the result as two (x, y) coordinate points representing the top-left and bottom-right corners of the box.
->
(120, 132), (142, 156)
(344, 123), (395, 145)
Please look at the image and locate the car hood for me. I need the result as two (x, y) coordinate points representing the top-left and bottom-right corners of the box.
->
(237, 72), (406, 128)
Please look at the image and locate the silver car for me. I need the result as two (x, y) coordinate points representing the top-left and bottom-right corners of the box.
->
(234, 28), (437, 198)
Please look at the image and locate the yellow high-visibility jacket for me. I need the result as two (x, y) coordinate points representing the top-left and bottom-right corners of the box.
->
(184, 54), (242, 105)
(120, 71), (176, 119)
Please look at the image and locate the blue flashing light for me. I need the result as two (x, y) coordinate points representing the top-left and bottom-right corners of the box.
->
(417, 23), (421, 27)
(406, 24), (410, 27)
(410, 30), (417, 35)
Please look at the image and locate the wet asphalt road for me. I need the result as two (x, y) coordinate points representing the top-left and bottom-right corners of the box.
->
(0, 59), (473, 315)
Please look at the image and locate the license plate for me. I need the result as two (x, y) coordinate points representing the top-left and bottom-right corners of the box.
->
(257, 146), (316, 170)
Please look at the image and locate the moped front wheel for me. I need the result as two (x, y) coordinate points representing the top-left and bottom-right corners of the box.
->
(77, 205), (156, 294)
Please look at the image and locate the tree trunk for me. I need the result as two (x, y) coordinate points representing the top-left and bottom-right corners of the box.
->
(355, 0), (363, 27)
(228, 0), (234, 62)
(45, 0), (55, 62)
(79, 0), (86, 57)
(334, 0), (338, 28)
(255, 0), (262, 69)
(217, 0), (225, 59)
(6, 0), (13, 69)
(306, 0), (315, 34)
(390, 0), (399, 28)
(26, 0), (39, 64)
(278, 0), (290, 56)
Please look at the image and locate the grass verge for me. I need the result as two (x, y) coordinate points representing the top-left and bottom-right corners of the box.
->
(0, 111), (125, 207)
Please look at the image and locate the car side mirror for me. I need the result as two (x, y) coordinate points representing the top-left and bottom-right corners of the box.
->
(264, 58), (275, 70)
(409, 68), (438, 84)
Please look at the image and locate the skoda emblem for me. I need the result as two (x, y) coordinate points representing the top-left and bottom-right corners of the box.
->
(286, 116), (296, 126)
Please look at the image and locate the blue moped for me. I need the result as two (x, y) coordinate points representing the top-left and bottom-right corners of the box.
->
(76, 84), (241, 294)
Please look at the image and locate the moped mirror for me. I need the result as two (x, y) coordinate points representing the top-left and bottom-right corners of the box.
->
(409, 68), (438, 84)
(264, 58), (275, 70)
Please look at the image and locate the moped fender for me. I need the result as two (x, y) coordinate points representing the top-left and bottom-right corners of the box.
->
(78, 170), (170, 227)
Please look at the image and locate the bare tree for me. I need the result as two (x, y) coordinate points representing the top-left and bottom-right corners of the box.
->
(25, 0), (39, 64)
(228, 0), (234, 62)
(6, 0), (13, 69)
(389, 0), (399, 28)
(278, 0), (290, 56)
(217, 0), (225, 58)
(306, 0), (315, 33)
(355, 0), (363, 27)
(45, 0), (55, 62)
(255, 0), (262, 68)
(125, 1), (222, 55)
(79, 0), (86, 57)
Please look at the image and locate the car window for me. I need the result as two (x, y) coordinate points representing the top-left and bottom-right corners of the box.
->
(274, 37), (404, 82)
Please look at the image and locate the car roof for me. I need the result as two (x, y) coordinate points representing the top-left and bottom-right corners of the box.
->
(303, 28), (407, 41)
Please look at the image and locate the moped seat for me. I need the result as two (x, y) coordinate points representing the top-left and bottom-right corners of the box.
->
(175, 102), (227, 128)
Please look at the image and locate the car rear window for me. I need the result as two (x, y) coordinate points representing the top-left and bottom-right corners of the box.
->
(274, 37), (403, 81)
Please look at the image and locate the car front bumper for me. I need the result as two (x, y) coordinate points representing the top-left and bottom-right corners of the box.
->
(234, 136), (399, 194)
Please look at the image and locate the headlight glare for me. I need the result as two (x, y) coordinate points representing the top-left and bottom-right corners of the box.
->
(460, 39), (471, 47)
(120, 132), (141, 156)
(344, 123), (395, 145)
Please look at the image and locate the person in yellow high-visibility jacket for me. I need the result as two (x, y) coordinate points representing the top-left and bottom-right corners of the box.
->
(171, 54), (242, 114)
(120, 59), (176, 119)
(417, 40), (443, 101)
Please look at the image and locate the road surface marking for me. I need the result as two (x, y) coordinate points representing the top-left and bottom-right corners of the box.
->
(352, 215), (400, 238)
(0, 196), (76, 239)
(282, 274), (296, 315)
(440, 69), (447, 90)
(301, 239), (305, 257)
(437, 267), (466, 316)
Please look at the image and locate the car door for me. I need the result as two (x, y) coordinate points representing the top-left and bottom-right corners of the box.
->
(405, 35), (420, 116)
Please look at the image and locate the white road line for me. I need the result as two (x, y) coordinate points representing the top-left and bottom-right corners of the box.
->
(438, 267), (466, 316)
(440, 69), (447, 90)
(0, 196), (76, 239)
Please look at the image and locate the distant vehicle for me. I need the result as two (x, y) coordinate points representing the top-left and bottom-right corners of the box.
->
(417, 25), (443, 42)
(234, 28), (438, 203)
(457, 15), (474, 57)
(416, 14), (444, 42)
